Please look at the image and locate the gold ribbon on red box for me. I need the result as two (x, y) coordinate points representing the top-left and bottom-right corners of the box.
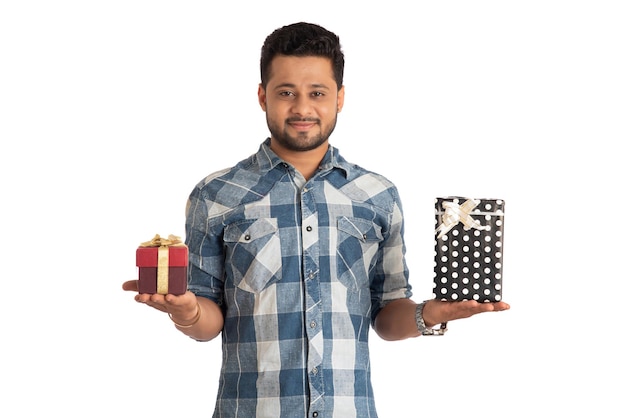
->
(139, 234), (184, 295)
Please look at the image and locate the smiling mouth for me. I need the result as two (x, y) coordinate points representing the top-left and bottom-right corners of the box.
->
(290, 122), (316, 131)
(287, 118), (319, 131)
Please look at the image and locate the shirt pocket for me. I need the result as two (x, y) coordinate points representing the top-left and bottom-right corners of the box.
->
(336, 216), (384, 291)
(223, 218), (282, 293)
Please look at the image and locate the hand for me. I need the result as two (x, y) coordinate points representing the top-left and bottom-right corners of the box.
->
(122, 279), (198, 320)
(422, 299), (510, 327)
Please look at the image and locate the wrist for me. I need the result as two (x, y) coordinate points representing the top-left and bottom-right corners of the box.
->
(169, 302), (201, 328)
(421, 300), (436, 327)
(415, 301), (447, 336)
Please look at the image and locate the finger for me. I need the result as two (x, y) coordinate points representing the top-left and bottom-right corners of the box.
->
(478, 301), (510, 313)
(143, 300), (170, 313)
(493, 301), (510, 311)
(122, 280), (139, 292)
(136, 293), (170, 312)
(164, 291), (196, 305)
(147, 293), (169, 304)
(146, 292), (197, 315)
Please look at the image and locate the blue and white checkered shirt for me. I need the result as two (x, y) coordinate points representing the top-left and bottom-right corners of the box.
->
(185, 138), (412, 418)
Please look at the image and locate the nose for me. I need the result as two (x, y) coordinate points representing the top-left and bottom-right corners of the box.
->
(290, 95), (312, 117)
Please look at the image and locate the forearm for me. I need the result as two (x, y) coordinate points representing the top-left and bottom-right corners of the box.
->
(373, 298), (511, 340)
(169, 296), (224, 341)
(373, 298), (421, 341)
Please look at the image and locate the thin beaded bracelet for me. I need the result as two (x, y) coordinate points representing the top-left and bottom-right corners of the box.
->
(168, 302), (201, 328)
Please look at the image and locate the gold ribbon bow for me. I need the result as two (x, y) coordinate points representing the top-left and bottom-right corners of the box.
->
(139, 234), (183, 248)
(139, 234), (183, 294)
(436, 199), (487, 239)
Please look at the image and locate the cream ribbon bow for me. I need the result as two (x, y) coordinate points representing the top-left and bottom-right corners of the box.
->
(436, 199), (487, 239)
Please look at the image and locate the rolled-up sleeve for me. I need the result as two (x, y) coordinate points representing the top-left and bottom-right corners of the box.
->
(185, 186), (226, 307)
(370, 192), (412, 322)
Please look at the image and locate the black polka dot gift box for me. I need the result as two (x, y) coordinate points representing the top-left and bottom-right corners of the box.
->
(433, 197), (505, 303)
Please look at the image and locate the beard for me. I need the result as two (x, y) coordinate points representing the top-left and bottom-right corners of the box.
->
(267, 114), (338, 152)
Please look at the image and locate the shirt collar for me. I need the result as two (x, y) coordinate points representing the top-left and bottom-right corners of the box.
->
(257, 138), (357, 180)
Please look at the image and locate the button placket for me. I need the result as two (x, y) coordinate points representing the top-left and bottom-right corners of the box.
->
(300, 186), (324, 414)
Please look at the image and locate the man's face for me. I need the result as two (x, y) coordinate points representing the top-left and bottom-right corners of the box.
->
(258, 55), (344, 153)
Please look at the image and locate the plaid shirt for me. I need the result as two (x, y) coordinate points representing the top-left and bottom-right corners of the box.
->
(185, 138), (411, 418)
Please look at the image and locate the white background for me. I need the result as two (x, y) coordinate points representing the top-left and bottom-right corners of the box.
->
(1, 1), (624, 417)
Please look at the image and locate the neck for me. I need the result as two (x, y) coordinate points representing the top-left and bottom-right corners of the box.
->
(270, 140), (328, 180)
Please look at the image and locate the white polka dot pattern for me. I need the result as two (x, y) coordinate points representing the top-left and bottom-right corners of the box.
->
(432, 197), (505, 303)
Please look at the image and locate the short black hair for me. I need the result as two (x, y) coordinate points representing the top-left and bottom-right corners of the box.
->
(260, 22), (344, 89)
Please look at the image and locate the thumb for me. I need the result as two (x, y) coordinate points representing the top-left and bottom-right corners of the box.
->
(122, 280), (139, 292)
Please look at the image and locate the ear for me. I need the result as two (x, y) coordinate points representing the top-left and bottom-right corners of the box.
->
(337, 85), (345, 113)
(258, 84), (267, 111)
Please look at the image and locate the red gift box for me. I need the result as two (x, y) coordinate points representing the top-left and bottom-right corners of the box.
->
(136, 234), (188, 295)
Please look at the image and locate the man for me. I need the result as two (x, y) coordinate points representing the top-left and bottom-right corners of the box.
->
(123, 22), (509, 417)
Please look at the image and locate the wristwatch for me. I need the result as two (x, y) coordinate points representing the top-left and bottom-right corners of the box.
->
(415, 301), (447, 336)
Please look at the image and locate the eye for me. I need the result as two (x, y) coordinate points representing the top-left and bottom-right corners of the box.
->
(279, 91), (295, 97)
(311, 91), (324, 98)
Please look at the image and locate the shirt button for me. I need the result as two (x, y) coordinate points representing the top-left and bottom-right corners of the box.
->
(306, 225), (313, 232)
(312, 412), (318, 418)
(310, 321), (317, 328)
(244, 234), (251, 241)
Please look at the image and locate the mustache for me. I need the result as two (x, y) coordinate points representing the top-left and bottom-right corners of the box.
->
(286, 117), (320, 123)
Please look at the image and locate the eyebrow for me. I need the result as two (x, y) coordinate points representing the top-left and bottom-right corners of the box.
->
(273, 83), (331, 90)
